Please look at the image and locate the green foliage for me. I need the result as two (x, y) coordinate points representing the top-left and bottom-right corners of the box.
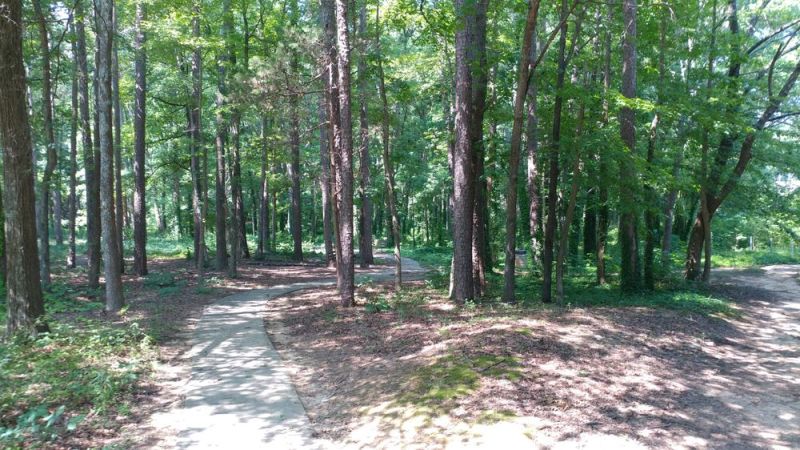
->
(712, 249), (800, 268)
(0, 322), (156, 447)
(364, 290), (431, 320)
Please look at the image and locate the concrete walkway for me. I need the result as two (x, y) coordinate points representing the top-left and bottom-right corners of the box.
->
(165, 256), (425, 449)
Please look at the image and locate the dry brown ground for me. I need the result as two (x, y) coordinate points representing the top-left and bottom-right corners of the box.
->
(263, 268), (800, 449)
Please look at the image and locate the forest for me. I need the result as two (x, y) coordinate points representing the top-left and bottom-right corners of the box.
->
(1, 0), (799, 447)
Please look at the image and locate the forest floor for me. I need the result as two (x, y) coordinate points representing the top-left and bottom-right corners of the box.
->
(260, 265), (800, 449)
(43, 259), (798, 449)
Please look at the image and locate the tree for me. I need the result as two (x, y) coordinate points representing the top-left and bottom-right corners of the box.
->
(618, 0), (639, 292)
(76, 0), (101, 288)
(1, 0), (47, 334)
(32, 0), (57, 286)
(502, 0), (541, 303)
(190, 0), (205, 273)
(357, 0), (373, 268)
(95, 0), (125, 312)
(376, 1), (401, 290)
(67, 28), (79, 269)
(334, 0), (356, 306)
(133, 0), (148, 276)
(214, 0), (231, 271)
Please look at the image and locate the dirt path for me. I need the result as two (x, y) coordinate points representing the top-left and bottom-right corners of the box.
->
(706, 265), (800, 448)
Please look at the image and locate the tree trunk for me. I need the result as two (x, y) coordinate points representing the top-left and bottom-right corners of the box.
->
(376, 3), (401, 291)
(76, 0), (101, 288)
(618, 0), (639, 293)
(542, 0), (568, 303)
(357, 1), (373, 268)
(288, 76), (303, 262)
(189, 0), (205, 272)
(319, 96), (335, 266)
(133, 0), (147, 275)
(526, 32), (541, 271)
(333, 0), (356, 306)
(1, 0), (47, 334)
(95, 0), (125, 312)
(258, 116), (270, 258)
(596, 2), (612, 285)
(32, 0), (56, 286)
(470, 0), (490, 298)
(228, 111), (241, 277)
(214, 0), (231, 271)
(68, 45), (78, 269)
(503, 0), (541, 303)
(112, 3), (124, 273)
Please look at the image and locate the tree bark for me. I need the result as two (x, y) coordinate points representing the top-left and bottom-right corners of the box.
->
(319, 96), (335, 266)
(133, 0), (147, 275)
(503, 0), (541, 303)
(112, 3), (124, 272)
(333, 0), (356, 306)
(258, 116), (271, 258)
(357, 0), (373, 268)
(618, 0), (639, 292)
(95, 0), (125, 312)
(32, 0), (56, 286)
(68, 43), (78, 269)
(190, 0), (205, 273)
(596, 2), (612, 285)
(288, 76), (303, 261)
(376, 2), (402, 291)
(76, 0), (101, 288)
(1, 0), (47, 335)
(214, 0), (231, 271)
(229, 110), (241, 277)
(526, 32), (541, 271)
(542, 0), (568, 303)
(470, 0), (489, 298)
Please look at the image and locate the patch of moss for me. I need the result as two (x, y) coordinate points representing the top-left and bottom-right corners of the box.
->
(400, 354), (522, 412)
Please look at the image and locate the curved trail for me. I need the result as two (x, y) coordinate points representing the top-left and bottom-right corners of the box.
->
(156, 256), (425, 450)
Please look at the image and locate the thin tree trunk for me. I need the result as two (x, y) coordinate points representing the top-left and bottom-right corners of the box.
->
(95, 0), (124, 311)
(319, 96), (335, 266)
(542, 0), (569, 303)
(503, 0), (541, 303)
(229, 110), (241, 277)
(596, 2), (612, 285)
(257, 116), (269, 258)
(618, 0), (639, 292)
(357, 0), (373, 268)
(288, 79), (303, 261)
(112, 3), (124, 273)
(190, 0), (205, 273)
(526, 32), (541, 271)
(1, 0), (47, 334)
(68, 44), (78, 269)
(133, 0), (147, 275)
(376, 3), (401, 290)
(32, 0), (56, 286)
(214, 0), (231, 271)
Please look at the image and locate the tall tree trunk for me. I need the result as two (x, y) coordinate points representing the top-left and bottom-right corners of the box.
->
(526, 32), (541, 271)
(257, 116), (270, 258)
(76, 0), (101, 288)
(596, 2), (612, 285)
(229, 111), (241, 277)
(450, 0), (481, 303)
(112, 3), (124, 273)
(376, 3), (401, 290)
(319, 96), (335, 266)
(288, 79), (303, 262)
(190, 0), (205, 272)
(95, 0), (125, 312)
(68, 45), (78, 269)
(133, 0), (147, 275)
(334, 0), (356, 306)
(470, 0), (489, 298)
(214, 0), (231, 271)
(618, 0), (639, 292)
(357, 0), (373, 268)
(503, 0), (541, 303)
(32, 0), (56, 286)
(1, 0), (47, 334)
(542, 0), (568, 303)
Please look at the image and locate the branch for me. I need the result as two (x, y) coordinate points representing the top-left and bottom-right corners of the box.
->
(746, 18), (800, 56)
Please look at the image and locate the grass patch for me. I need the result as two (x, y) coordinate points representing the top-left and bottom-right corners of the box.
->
(400, 354), (521, 413)
(712, 249), (800, 268)
(0, 321), (156, 447)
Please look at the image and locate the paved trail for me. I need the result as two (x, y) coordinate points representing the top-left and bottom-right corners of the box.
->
(155, 256), (424, 450)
